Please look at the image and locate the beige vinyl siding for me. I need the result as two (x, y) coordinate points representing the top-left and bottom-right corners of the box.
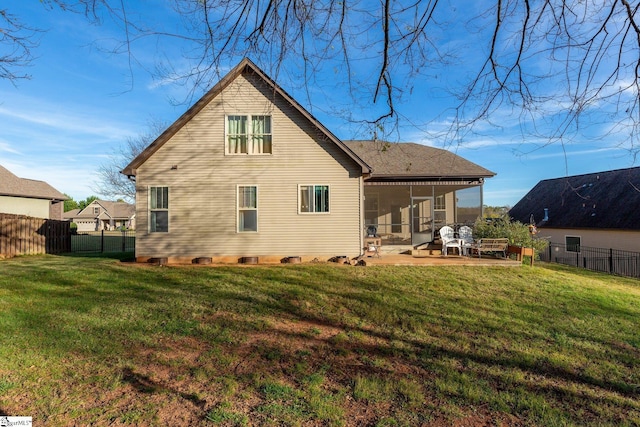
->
(0, 195), (52, 219)
(135, 73), (363, 259)
(541, 228), (640, 253)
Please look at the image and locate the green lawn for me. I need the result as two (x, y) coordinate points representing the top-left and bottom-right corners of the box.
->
(1, 254), (639, 426)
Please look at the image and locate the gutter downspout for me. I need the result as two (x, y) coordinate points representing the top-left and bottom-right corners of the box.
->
(359, 175), (365, 259)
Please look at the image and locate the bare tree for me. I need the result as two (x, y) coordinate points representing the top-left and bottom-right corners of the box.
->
(1, 1), (105, 81)
(449, 0), (640, 153)
(5, 1), (640, 152)
(0, 8), (40, 82)
(94, 120), (167, 202)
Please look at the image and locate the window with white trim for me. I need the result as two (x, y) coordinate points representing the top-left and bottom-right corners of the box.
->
(238, 185), (258, 232)
(227, 115), (272, 154)
(149, 186), (169, 232)
(299, 185), (330, 213)
(566, 236), (581, 252)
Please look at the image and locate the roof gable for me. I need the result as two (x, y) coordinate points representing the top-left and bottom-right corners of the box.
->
(122, 58), (370, 177)
(63, 209), (81, 219)
(510, 167), (640, 230)
(0, 165), (67, 201)
(74, 199), (135, 219)
(344, 140), (495, 180)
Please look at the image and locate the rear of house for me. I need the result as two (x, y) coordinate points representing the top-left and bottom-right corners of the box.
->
(122, 59), (369, 263)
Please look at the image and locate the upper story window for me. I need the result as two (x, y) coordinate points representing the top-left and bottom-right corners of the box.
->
(227, 115), (272, 155)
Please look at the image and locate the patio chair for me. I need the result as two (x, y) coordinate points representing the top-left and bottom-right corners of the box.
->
(458, 226), (474, 256)
(439, 225), (461, 256)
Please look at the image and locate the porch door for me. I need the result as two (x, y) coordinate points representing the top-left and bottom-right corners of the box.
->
(411, 197), (433, 246)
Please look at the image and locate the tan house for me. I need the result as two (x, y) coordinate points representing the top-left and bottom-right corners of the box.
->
(509, 167), (640, 253)
(0, 165), (67, 220)
(122, 58), (494, 263)
(65, 199), (136, 232)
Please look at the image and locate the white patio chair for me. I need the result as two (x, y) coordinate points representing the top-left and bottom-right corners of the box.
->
(458, 226), (474, 256)
(439, 225), (461, 256)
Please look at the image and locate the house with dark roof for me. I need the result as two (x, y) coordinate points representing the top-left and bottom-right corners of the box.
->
(0, 165), (68, 220)
(121, 58), (494, 263)
(64, 199), (135, 232)
(509, 167), (640, 253)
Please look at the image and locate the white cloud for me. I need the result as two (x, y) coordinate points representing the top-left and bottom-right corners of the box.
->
(525, 146), (624, 161)
(2, 159), (97, 200)
(0, 140), (21, 155)
(0, 102), (135, 141)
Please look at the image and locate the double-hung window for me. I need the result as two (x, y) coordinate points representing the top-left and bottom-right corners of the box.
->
(299, 185), (330, 213)
(149, 186), (169, 232)
(238, 185), (258, 232)
(227, 115), (272, 154)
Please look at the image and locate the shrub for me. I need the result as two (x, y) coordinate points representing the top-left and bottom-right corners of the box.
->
(473, 215), (548, 253)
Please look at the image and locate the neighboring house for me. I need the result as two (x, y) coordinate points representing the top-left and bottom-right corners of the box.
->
(65, 200), (136, 232)
(0, 165), (67, 220)
(509, 167), (640, 253)
(121, 58), (494, 263)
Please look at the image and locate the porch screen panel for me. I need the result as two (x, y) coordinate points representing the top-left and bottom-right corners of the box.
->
(455, 186), (482, 225)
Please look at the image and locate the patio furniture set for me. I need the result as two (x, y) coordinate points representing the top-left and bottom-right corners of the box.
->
(440, 225), (509, 258)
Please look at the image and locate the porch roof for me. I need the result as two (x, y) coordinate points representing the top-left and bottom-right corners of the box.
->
(344, 140), (495, 182)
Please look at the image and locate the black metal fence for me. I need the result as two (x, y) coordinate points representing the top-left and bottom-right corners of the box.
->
(71, 230), (135, 253)
(539, 242), (640, 279)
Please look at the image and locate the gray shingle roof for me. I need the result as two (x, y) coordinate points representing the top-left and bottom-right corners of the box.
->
(344, 140), (495, 180)
(509, 167), (640, 230)
(63, 209), (81, 219)
(0, 165), (67, 201)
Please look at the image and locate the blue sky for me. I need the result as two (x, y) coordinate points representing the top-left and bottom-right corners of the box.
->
(0, 2), (635, 207)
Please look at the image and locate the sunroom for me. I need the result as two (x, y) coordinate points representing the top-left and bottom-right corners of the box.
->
(345, 141), (496, 248)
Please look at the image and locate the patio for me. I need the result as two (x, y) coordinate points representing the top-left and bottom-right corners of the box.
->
(355, 245), (522, 266)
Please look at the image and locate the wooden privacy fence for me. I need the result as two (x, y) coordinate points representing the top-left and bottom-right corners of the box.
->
(0, 213), (71, 258)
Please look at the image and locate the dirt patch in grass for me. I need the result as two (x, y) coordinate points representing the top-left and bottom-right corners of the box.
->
(63, 316), (523, 426)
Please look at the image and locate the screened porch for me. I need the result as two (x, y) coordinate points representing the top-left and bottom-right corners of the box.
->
(363, 182), (483, 247)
